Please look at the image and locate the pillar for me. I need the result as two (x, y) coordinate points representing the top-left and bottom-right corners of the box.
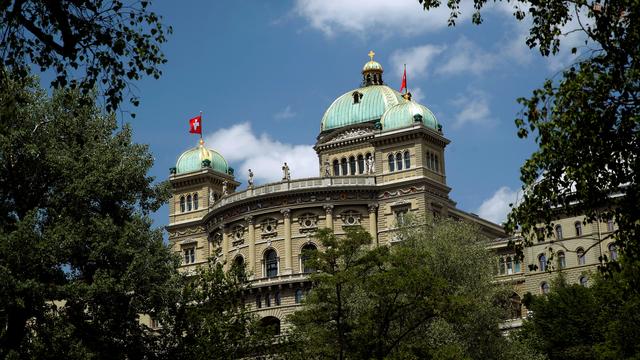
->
(282, 208), (292, 275)
(368, 203), (378, 245)
(324, 204), (334, 231)
(221, 225), (229, 271)
(246, 216), (255, 276)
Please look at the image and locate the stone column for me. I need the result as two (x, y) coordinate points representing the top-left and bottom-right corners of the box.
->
(246, 216), (255, 276)
(281, 209), (293, 275)
(368, 203), (379, 245)
(221, 225), (229, 270)
(324, 204), (334, 231)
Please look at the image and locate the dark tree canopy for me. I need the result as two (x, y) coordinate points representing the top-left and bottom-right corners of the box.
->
(419, 0), (639, 268)
(0, 0), (171, 112)
(287, 221), (541, 360)
(519, 271), (640, 359)
(0, 72), (177, 359)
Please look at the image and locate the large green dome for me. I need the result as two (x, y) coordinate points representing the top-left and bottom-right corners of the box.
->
(176, 139), (229, 175)
(320, 85), (404, 131)
(381, 100), (439, 131)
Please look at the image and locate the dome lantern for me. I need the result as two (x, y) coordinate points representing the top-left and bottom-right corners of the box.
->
(362, 50), (383, 86)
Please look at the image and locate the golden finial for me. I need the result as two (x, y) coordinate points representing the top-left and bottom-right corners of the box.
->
(198, 138), (205, 146)
(368, 50), (375, 62)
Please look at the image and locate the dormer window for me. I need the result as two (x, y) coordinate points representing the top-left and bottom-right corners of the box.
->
(342, 211), (361, 226)
(352, 91), (363, 104)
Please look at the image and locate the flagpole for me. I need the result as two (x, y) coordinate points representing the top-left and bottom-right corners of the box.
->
(199, 110), (203, 140)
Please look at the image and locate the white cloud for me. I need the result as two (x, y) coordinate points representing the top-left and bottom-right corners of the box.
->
(274, 105), (296, 120)
(389, 45), (446, 79)
(205, 122), (318, 185)
(437, 37), (497, 76)
(410, 87), (426, 103)
(477, 186), (521, 224)
(293, 0), (467, 37)
(450, 89), (491, 128)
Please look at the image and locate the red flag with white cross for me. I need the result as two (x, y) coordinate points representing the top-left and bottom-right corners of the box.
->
(189, 115), (202, 135)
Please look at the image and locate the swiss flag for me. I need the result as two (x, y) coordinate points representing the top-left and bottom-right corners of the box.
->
(189, 115), (202, 134)
(399, 66), (407, 93)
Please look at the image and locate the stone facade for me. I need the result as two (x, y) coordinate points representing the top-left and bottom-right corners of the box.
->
(164, 54), (613, 333)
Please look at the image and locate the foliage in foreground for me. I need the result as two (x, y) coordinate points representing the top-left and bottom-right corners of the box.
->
(419, 0), (640, 270)
(287, 220), (543, 360)
(518, 263), (640, 359)
(0, 72), (177, 359)
(1, 0), (171, 112)
(160, 260), (277, 360)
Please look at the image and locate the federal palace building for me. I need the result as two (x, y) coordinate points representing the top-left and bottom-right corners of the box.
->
(164, 53), (619, 333)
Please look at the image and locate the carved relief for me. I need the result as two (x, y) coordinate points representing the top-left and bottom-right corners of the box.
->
(328, 128), (374, 143)
(378, 186), (426, 199)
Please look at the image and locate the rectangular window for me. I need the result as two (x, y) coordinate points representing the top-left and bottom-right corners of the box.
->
(183, 248), (195, 264)
(394, 208), (408, 227)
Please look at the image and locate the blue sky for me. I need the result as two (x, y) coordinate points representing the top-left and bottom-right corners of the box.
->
(122, 0), (584, 228)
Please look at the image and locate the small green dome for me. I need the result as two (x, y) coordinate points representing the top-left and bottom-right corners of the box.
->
(176, 139), (229, 175)
(381, 100), (439, 131)
(362, 60), (383, 72)
(321, 85), (404, 131)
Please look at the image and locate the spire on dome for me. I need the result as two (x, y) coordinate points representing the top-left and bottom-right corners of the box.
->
(362, 50), (384, 86)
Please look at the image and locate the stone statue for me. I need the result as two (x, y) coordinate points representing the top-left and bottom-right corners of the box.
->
(282, 162), (290, 181)
(222, 180), (228, 196)
(323, 160), (331, 177)
(209, 189), (215, 204)
(248, 169), (254, 187)
(366, 155), (375, 174)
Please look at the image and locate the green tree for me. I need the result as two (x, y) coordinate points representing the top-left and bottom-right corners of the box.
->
(0, 72), (177, 359)
(288, 220), (542, 360)
(519, 267), (640, 359)
(162, 260), (276, 360)
(1, 0), (171, 112)
(418, 0), (639, 268)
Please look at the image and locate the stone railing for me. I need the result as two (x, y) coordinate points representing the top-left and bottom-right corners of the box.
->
(211, 176), (376, 210)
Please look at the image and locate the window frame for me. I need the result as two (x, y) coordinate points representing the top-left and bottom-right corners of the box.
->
(264, 249), (278, 278)
(388, 154), (395, 172)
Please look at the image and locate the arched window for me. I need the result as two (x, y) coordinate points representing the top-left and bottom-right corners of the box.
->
(607, 219), (615, 232)
(357, 154), (365, 174)
(193, 193), (199, 210)
(434, 155), (439, 172)
(186, 195), (192, 211)
(555, 225), (563, 240)
(275, 291), (281, 306)
(558, 251), (566, 269)
(579, 276), (588, 287)
(295, 289), (303, 304)
(514, 257), (521, 273)
(577, 248), (586, 265)
(498, 258), (505, 275)
(575, 221), (582, 236)
(265, 249), (278, 278)
(506, 256), (513, 275)
(179, 196), (185, 213)
(541, 282), (550, 294)
(403, 151), (410, 169)
(538, 254), (547, 271)
(608, 243), (618, 261)
(260, 316), (281, 336)
(510, 293), (522, 319)
(255, 295), (262, 309)
(333, 159), (340, 176)
(301, 244), (317, 273)
(396, 153), (403, 170)
(388, 154), (395, 172)
(349, 156), (356, 175)
(232, 256), (245, 279)
(340, 158), (348, 175)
